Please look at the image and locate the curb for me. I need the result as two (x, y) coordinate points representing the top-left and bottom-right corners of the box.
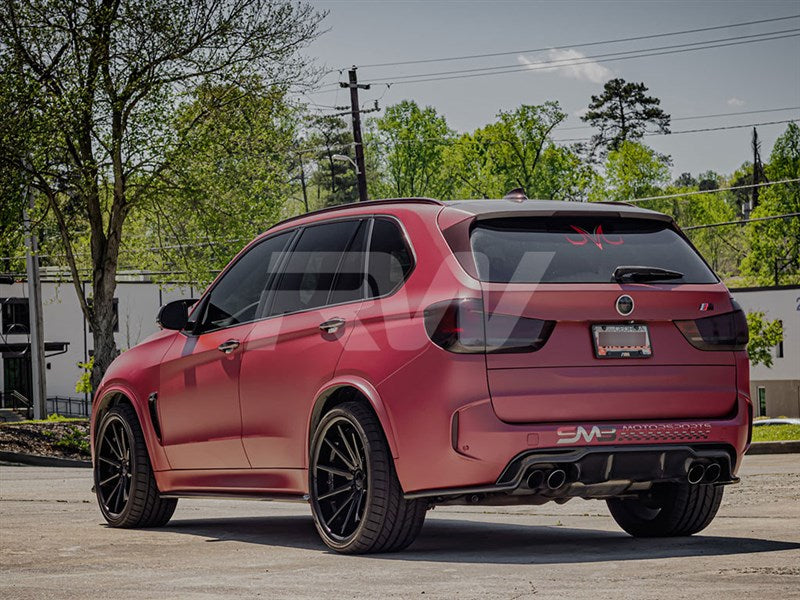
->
(746, 441), (800, 455)
(0, 450), (91, 468)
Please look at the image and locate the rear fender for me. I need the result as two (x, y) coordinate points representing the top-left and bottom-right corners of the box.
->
(307, 376), (400, 467)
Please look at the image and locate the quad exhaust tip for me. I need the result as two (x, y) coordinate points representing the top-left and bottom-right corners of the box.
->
(526, 469), (545, 490)
(687, 463), (706, 485)
(704, 462), (721, 483)
(546, 469), (567, 490)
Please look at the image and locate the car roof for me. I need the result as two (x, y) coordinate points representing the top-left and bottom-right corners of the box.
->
(440, 199), (672, 221)
(264, 197), (672, 235)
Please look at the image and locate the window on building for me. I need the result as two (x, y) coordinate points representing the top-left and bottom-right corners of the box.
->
(776, 320), (784, 359)
(1, 298), (30, 335)
(757, 386), (767, 418)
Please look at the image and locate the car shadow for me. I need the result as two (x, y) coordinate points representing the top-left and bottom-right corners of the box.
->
(160, 514), (800, 564)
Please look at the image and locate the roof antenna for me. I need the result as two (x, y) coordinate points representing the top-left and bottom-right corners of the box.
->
(504, 188), (527, 202)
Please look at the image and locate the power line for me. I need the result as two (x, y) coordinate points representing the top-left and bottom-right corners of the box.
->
(363, 27), (798, 83)
(556, 106), (800, 132)
(359, 31), (800, 87)
(683, 212), (800, 231)
(553, 118), (798, 142)
(625, 177), (800, 203)
(354, 15), (800, 69)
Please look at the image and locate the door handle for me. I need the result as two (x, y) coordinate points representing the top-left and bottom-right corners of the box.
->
(217, 339), (240, 354)
(319, 318), (346, 334)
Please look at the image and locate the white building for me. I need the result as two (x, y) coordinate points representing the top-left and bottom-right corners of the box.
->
(1, 274), (195, 414)
(730, 285), (800, 419)
(1, 275), (798, 418)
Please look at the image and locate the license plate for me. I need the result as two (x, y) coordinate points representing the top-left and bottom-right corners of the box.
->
(592, 324), (652, 358)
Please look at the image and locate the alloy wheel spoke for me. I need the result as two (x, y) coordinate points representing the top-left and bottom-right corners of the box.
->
(322, 437), (355, 471)
(105, 480), (121, 512)
(99, 473), (119, 487)
(350, 432), (363, 470)
(104, 434), (122, 460)
(98, 456), (119, 468)
(337, 425), (358, 468)
(341, 493), (357, 535)
(327, 492), (355, 524)
(318, 483), (353, 501)
(315, 464), (353, 480)
(353, 489), (365, 524)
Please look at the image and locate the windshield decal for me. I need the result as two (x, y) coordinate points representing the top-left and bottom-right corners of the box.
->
(565, 225), (624, 250)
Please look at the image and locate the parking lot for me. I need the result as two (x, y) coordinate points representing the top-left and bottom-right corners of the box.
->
(1, 454), (799, 600)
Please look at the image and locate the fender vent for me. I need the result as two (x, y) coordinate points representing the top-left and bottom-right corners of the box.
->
(148, 392), (163, 443)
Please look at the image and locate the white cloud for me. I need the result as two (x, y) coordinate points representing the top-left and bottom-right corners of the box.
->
(517, 49), (612, 84)
(727, 97), (746, 107)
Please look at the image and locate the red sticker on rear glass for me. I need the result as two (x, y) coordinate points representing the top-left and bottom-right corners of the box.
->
(565, 225), (624, 250)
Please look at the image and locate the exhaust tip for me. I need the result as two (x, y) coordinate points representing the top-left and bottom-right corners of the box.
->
(687, 463), (706, 485)
(547, 468), (567, 490)
(526, 469), (545, 489)
(704, 463), (721, 483)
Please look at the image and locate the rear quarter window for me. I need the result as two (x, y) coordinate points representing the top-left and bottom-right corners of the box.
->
(470, 217), (717, 284)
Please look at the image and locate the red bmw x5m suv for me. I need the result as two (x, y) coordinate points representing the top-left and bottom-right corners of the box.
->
(91, 197), (751, 553)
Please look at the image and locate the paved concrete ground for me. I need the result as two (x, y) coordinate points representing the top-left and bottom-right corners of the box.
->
(1, 455), (799, 600)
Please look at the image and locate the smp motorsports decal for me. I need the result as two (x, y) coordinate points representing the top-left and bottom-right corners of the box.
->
(565, 225), (624, 250)
(556, 423), (712, 445)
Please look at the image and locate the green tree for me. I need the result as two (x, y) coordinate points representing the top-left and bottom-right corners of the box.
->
(308, 115), (357, 206)
(746, 312), (784, 368)
(443, 102), (590, 200)
(371, 100), (454, 198)
(740, 123), (800, 285)
(0, 0), (322, 388)
(582, 78), (671, 156)
(592, 141), (670, 202)
(125, 81), (299, 284)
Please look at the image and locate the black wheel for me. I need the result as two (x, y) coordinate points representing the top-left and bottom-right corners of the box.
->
(607, 482), (724, 537)
(309, 401), (427, 554)
(94, 404), (177, 528)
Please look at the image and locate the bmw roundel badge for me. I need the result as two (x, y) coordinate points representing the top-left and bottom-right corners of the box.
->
(616, 294), (634, 316)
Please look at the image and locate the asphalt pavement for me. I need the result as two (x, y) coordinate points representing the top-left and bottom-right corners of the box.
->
(1, 454), (799, 599)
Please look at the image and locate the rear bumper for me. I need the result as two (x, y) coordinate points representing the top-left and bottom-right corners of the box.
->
(405, 443), (737, 501)
(399, 393), (751, 500)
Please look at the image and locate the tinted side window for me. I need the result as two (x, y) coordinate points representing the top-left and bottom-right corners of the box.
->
(367, 218), (413, 298)
(328, 220), (369, 306)
(271, 220), (361, 315)
(198, 232), (292, 332)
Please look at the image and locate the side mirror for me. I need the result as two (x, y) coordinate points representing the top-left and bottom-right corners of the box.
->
(157, 299), (198, 331)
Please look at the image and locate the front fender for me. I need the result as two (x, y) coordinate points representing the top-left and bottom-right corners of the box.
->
(306, 376), (400, 467)
(91, 381), (171, 472)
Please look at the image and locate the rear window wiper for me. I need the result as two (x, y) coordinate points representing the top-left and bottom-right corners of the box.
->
(612, 265), (684, 283)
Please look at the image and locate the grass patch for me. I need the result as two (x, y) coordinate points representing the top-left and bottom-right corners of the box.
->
(2, 414), (88, 426)
(752, 424), (800, 442)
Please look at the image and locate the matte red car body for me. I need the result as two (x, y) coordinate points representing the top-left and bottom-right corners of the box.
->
(91, 199), (751, 500)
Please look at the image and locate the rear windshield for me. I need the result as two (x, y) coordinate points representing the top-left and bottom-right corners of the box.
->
(470, 217), (717, 284)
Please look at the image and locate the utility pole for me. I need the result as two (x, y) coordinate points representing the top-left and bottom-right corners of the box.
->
(22, 173), (47, 419)
(340, 67), (370, 202)
(748, 127), (766, 217)
(298, 153), (309, 213)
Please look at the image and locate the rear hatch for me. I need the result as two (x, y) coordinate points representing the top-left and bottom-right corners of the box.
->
(469, 215), (743, 423)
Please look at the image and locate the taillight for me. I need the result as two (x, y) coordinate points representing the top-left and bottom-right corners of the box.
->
(674, 308), (748, 351)
(423, 298), (555, 354)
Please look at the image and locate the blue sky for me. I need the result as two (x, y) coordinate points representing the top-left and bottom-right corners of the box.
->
(304, 0), (800, 178)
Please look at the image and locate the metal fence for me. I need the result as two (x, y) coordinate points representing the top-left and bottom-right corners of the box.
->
(47, 396), (91, 418)
(0, 393), (90, 419)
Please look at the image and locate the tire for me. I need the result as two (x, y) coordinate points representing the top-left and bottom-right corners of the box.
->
(94, 404), (177, 528)
(607, 482), (724, 537)
(309, 401), (427, 554)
